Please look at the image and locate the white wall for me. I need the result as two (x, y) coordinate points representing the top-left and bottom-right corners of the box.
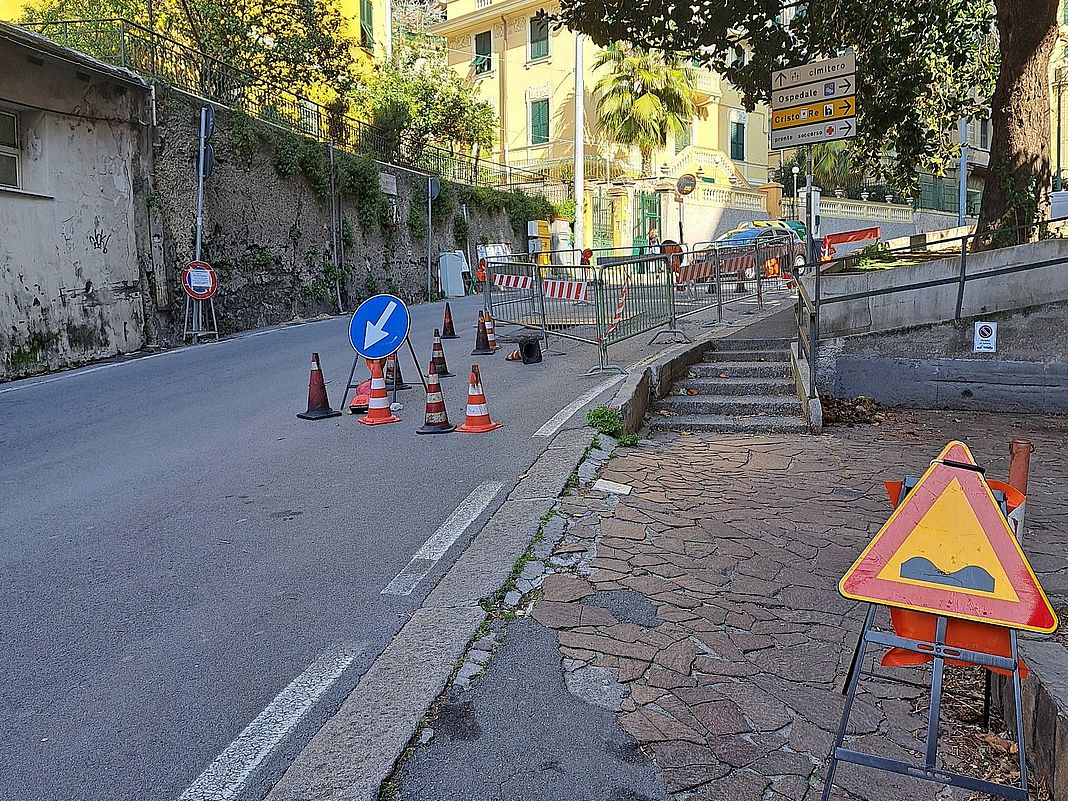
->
(0, 40), (150, 379)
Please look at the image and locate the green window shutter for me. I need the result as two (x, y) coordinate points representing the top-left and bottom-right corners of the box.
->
(360, 0), (374, 47)
(730, 121), (744, 161)
(474, 31), (492, 73)
(675, 123), (691, 154)
(530, 99), (549, 145)
(529, 17), (549, 60)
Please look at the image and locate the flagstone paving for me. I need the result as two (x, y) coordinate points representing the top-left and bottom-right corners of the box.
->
(396, 409), (1067, 800)
(539, 409), (1067, 800)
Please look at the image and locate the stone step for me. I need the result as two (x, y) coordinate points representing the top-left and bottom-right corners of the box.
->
(702, 349), (790, 363)
(688, 362), (790, 379)
(674, 377), (796, 396)
(711, 338), (793, 352)
(648, 413), (809, 434)
(658, 394), (803, 416)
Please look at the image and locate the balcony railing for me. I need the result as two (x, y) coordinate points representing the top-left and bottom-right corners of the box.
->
(20, 18), (550, 194)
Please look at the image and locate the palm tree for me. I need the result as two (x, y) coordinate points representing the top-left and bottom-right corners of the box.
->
(593, 44), (699, 177)
(810, 142), (862, 194)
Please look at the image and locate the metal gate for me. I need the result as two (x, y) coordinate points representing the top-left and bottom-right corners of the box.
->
(632, 190), (662, 253)
(591, 188), (614, 250)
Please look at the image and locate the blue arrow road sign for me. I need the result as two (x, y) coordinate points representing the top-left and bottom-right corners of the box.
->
(349, 293), (410, 359)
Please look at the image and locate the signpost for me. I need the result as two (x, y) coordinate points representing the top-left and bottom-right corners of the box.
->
(770, 54), (858, 280)
(181, 260), (218, 342)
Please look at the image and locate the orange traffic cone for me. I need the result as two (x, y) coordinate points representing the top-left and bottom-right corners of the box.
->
(359, 358), (400, 426)
(297, 352), (342, 420)
(384, 352), (411, 390)
(348, 378), (371, 414)
(472, 310), (494, 356)
(457, 364), (502, 433)
(485, 310), (500, 351)
(506, 349), (521, 361)
(430, 328), (453, 377)
(417, 361), (455, 434)
(441, 302), (458, 339)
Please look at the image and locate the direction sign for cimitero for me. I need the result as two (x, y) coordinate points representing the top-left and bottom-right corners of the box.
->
(770, 53), (857, 150)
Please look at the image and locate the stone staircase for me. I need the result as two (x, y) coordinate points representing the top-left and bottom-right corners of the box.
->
(649, 338), (808, 434)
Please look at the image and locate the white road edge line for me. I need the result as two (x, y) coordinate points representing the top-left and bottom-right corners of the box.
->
(532, 374), (626, 438)
(177, 645), (363, 801)
(382, 481), (506, 596)
(0, 320), (321, 396)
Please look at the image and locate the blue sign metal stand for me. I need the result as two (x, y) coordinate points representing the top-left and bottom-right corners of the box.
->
(349, 294), (411, 359)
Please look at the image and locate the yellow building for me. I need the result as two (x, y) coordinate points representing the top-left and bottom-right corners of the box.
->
(0, 0), (385, 60)
(431, 0), (777, 248)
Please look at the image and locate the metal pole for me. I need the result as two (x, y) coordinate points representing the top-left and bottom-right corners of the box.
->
(1058, 76), (1064, 192)
(194, 107), (207, 262)
(958, 118), (968, 226)
(678, 196), (684, 244)
(573, 35), (586, 252)
(427, 176), (433, 302)
(329, 144), (342, 313)
(805, 145), (814, 265)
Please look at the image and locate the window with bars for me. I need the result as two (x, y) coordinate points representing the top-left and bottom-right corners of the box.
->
(0, 111), (18, 189)
(529, 17), (549, 60)
(729, 120), (745, 161)
(530, 99), (549, 145)
(473, 31), (492, 74)
(980, 118), (989, 150)
(360, 0), (374, 48)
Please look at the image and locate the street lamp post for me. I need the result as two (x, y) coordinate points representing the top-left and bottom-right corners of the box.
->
(791, 166), (800, 220)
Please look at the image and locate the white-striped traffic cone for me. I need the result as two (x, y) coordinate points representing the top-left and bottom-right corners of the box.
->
(359, 358), (400, 426)
(457, 364), (502, 433)
(417, 361), (455, 434)
(485, 310), (500, 350)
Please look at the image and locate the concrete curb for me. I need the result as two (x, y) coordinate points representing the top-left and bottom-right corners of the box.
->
(265, 426), (594, 801)
(610, 304), (799, 434)
(991, 639), (1068, 800)
(790, 342), (823, 433)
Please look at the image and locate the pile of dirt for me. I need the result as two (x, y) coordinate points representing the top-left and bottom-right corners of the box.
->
(823, 395), (887, 426)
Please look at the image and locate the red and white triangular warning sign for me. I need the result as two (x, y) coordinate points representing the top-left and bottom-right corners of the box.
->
(841, 441), (1058, 633)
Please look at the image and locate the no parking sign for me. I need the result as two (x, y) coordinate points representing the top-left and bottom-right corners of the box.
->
(181, 261), (218, 300)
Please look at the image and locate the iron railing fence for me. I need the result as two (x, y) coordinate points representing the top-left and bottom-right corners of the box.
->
(22, 18), (555, 194)
(793, 216), (1068, 399)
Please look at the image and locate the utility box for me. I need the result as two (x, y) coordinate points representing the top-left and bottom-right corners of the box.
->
(438, 251), (469, 298)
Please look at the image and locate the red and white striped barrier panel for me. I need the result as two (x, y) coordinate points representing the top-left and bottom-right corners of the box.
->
(604, 273), (631, 337)
(492, 274), (535, 291)
(542, 279), (589, 302)
(676, 251), (756, 283)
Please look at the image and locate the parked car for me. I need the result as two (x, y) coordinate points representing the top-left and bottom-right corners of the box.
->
(712, 225), (809, 278)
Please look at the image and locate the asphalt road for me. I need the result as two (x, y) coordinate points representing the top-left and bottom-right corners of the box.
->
(0, 289), (790, 801)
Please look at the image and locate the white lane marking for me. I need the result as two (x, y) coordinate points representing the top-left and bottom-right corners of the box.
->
(178, 645), (363, 801)
(533, 374), (626, 438)
(382, 481), (505, 596)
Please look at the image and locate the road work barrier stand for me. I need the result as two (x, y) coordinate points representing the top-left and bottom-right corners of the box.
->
(823, 440), (1058, 801)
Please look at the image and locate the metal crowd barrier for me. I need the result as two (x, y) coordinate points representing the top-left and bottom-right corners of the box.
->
(484, 235), (796, 374)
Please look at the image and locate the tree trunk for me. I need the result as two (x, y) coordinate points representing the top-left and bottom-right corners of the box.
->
(976, 0), (1059, 247)
(640, 147), (652, 177)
